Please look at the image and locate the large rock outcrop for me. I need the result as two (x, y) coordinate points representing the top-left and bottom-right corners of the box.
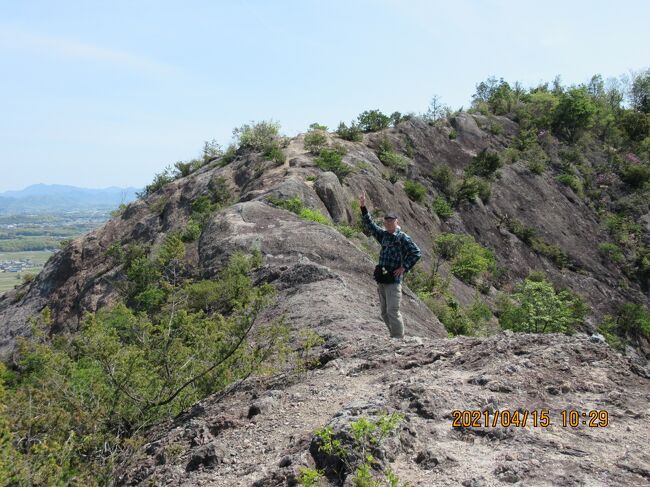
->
(2, 114), (647, 357)
(115, 331), (650, 486)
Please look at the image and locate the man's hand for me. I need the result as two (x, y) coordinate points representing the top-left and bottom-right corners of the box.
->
(393, 266), (405, 278)
(359, 191), (366, 207)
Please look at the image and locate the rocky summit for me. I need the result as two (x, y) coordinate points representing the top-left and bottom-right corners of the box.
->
(1, 111), (649, 486)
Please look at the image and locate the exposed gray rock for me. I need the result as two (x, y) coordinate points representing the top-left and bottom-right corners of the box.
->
(185, 443), (223, 471)
(314, 171), (351, 223)
(115, 332), (650, 486)
(415, 448), (440, 469)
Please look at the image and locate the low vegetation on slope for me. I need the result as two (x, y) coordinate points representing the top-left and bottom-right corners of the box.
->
(0, 241), (323, 484)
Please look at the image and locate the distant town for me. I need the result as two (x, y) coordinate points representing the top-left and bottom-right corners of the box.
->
(0, 258), (37, 273)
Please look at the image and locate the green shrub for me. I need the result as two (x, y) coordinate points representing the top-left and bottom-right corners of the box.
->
(598, 242), (625, 264)
(498, 277), (587, 333)
(356, 109), (390, 132)
(450, 241), (496, 284)
(156, 232), (185, 269)
(433, 233), (495, 285)
(315, 149), (353, 182)
(334, 224), (359, 238)
(429, 295), (474, 336)
(191, 195), (215, 216)
(514, 128), (537, 151)
(266, 196), (330, 225)
(122, 235), (183, 312)
(504, 218), (569, 268)
(632, 246), (650, 290)
(456, 176), (491, 204)
(331, 142), (348, 156)
(525, 90), (560, 129)
(629, 69), (650, 114)
(299, 207), (330, 225)
(303, 130), (328, 154)
(488, 121), (504, 135)
(553, 87), (597, 141)
(221, 144), (238, 165)
(138, 166), (174, 198)
(433, 196), (453, 220)
(389, 111), (404, 127)
(448, 129), (458, 140)
(559, 147), (582, 164)
(378, 150), (408, 170)
(431, 165), (455, 196)
(620, 110), (650, 141)
(433, 233), (472, 259)
(606, 303), (650, 341)
(505, 218), (537, 244)
(336, 122), (363, 142)
(467, 149), (502, 178)
(201, 139), (223, 162)
(184, 252), (266, 314)
(527, 158), (547, 174)
(376, 138), (409, 171)
(149, 196), (168, 216)
(598, 317), (625, 350)
(20, 272), (36, 285)
(557, 173), (584, 197)
(232, 120), (281, 151)
(182, 220), (202, 242)
(501, 147), (520, 164)
(476, 178), (492, 203)
(522, 144), (549, 174)
(209, 176), (233, 207)
(263, 142), (286, 165)
(266, 195), (304, 214)
(426, 95), (451, 123)
(403, 180), (426, 202)
(530, 239), (568, 268)
(467, 298), (493, 326)
(620, 164), (650, 189)
(604, 213), (643, 247)
(298, 467), (325, 487)
(105, 241), (125, 263)
(174, 160), (194, 177)
(309, 122), (328, 131)
(311, 413), (405, 486)
(111, 203), (128, 218)
(419, 292), (490, 336)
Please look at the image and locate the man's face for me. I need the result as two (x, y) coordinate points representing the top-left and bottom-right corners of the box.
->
(384, 217), (398, 234)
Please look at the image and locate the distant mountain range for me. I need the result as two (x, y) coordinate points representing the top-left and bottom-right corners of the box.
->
(0, 184), (140, 213)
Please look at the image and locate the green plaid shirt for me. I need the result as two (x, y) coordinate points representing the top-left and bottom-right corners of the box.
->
(361, 209), (421, 283)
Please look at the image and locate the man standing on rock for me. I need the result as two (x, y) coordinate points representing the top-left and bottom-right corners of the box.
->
(359, 191), (421, 339)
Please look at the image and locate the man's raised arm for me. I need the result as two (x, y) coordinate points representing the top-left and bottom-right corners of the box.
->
(359, 191), (384, 243)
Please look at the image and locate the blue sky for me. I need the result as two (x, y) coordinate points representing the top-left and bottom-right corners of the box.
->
(1, 0), (649, 192)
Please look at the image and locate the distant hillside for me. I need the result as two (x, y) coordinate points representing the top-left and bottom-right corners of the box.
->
(0, 184), (140, 213)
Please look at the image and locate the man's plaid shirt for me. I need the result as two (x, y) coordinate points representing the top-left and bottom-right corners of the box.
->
(361, 208), (421, 283)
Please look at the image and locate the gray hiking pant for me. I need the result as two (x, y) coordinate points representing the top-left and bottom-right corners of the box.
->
(377, 282), (404, 338)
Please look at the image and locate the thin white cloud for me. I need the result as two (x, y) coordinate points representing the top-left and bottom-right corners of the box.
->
(0, 24), (179, 76)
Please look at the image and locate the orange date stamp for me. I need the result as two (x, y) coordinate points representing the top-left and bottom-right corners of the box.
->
(451, 409), (610, 428)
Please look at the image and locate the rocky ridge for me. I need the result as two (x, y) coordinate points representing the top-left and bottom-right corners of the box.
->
(1, 113), (649, 485)
(1, 114), (648, 355)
